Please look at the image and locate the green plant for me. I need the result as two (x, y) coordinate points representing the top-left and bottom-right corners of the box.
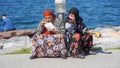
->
(92, 46), (120, 51)
(6, 48), (32, 54)
(104, 47), (120, 50)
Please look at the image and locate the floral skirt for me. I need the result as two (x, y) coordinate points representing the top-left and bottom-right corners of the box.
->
(68, 33), (82, 56)
(81, 33), (93, 53)
(32, 33), (67, 58)
(67, 33), (93, 56)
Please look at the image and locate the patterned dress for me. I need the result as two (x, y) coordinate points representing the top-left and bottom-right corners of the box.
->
(65, 18), (93, 56)
(81, 33), (93, 53)
(69, 33), (82, 56)
(32, 32), (67, 58)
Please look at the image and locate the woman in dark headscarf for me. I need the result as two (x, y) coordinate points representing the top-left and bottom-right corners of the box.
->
(65, 7), (96, 58)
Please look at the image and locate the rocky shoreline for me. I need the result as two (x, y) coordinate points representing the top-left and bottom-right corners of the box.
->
(94, 26), (120, 48)
(0, 29), (37, 39)
(0, 30), (37, 54)
(0, 26), (120, 54)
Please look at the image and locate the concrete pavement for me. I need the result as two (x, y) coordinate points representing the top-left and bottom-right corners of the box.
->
(0, 50), (120, 68)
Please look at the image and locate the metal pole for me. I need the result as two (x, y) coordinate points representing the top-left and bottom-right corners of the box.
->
(58, 13), (65, 25)
(58, 13), (65, 34)
(55, 0), (66, 34)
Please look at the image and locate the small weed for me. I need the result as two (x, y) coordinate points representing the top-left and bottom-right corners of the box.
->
(6, 48), (32, 54)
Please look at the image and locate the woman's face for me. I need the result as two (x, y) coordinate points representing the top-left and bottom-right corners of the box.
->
(45, 15), (53, 22)
(69, 13), (76, 23)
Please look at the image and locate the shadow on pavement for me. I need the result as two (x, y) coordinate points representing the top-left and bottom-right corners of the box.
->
(93, 47), (112, 54)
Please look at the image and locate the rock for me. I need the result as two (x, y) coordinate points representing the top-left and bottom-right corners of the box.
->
(0, 30), (37, 39)
(0, 31), (16, 39)
(93, 26), (120, 49)
(0, 29), (37, 54)
(0, 36), (32, 54)
(94, 26), (120, 33)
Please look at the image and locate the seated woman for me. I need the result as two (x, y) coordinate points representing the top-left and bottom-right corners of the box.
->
(65, 7), (96, 58)
(30, 9), (67, 59)
(65, 18), (85, 59)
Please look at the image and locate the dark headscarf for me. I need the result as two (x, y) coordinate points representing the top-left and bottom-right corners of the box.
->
(68, 7), (88, 34)
(68, 7), (83, 25)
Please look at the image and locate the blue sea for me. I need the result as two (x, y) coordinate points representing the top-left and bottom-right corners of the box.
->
(0, 0), (120, 31)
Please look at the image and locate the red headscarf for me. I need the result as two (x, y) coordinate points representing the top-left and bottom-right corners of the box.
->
(43, 9), (55, 17)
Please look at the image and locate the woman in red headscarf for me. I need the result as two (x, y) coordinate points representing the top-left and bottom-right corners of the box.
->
(30, 9), (67, 59)
(38, 9), (58, 35)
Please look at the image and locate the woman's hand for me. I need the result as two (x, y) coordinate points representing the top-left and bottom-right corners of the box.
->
(51, 28), (58, 34)
(41, 21), (48, 27)
(88, 30), (102, 38)
(88, 30), (94, 35)
(94, 32), (102, 38)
